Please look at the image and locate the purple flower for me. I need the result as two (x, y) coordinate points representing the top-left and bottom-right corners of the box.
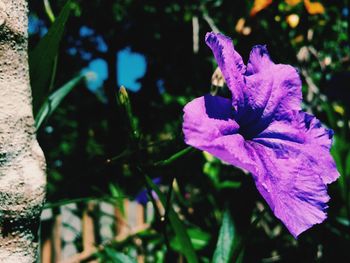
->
(183, 32), (340, 237)
(135, 177), (161, 205)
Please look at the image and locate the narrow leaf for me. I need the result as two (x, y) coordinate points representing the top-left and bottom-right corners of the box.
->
(171, 227), (211, 251)
(109, 183), (125, 216)
(35, 74), (84, 130)
(29, 0), (72, 114)
(145, 176), (199, 263)
(218, 181), (241, 189)
(44, 0), (55, 22)
(212, 209), (236, 263)
(345, 150), (350, 177)
(104, 247), (137, 263)
(331, 135), (347, 201)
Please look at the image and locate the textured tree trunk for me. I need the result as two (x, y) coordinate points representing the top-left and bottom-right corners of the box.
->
(0, 0), (46, 262)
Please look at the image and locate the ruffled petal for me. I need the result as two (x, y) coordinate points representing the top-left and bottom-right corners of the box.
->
(246, 45), (273, 75)
(205, 32), (246, 110)
(184, 33), (340, 238)
(247, 46), (302, 114)
(251, 142), (330, 237)
(183, 95), (261, 172)
(247, 111), (338, 236)
(254, 111), (340, 184)
(238, 46), (302, 136)
(196, 135), (262, 174)
(183, 95), (238, 144)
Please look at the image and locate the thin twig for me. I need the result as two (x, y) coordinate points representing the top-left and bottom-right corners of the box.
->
(202, 13), (220, 33)
(192, 16), (199, 53)
(301, 68), (319, 102)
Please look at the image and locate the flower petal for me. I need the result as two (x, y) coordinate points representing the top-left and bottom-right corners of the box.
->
(251, 142), (330, 237)
(254, 111), (340, 184)
(205, 32), (246, 110)
(247, 111), (338, 236)
(238, 46), (302, 136)
(183, 95), (239, 144)
(247, 46), (302, 113)
(183, 95), (261, 172)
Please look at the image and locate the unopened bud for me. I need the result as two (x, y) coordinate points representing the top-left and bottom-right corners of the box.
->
(119, 86), (129, 105)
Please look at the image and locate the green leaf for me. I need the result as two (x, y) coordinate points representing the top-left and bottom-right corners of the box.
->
(336, 217), (350, 227)
(345, 149), (350, 177)
(203, 162), (219, 182)
(44, 0), (55, 22)
(103, 247), (137, 263)
(109, 183), (125, 216)
(331, 135), (347, 200)
(29, 0), (72, 114)
(171, 228), (211, 251)
(218, 181), (241, 189)
(212, 209), (236, 263)
(145, 176), (199, 263)
(331, 135), (345, 177)
(35, 74), (84, 130)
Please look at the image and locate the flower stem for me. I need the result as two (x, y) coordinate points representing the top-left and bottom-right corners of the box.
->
(154, 146), (194, 167)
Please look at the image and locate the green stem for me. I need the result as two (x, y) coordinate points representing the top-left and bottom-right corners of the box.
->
(164, 176), (175, 223)
(106, 139), (174, 164)
(154, 147), (194, 167)
(138, 167), (172, 253)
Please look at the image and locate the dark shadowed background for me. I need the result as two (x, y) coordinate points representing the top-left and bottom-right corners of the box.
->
(28, 1), (350, 262)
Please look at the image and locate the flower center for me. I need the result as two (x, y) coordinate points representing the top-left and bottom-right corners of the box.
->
(238, 124), (256, 140)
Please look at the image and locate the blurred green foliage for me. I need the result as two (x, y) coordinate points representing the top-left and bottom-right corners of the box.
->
(28, 0), (350, 262)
